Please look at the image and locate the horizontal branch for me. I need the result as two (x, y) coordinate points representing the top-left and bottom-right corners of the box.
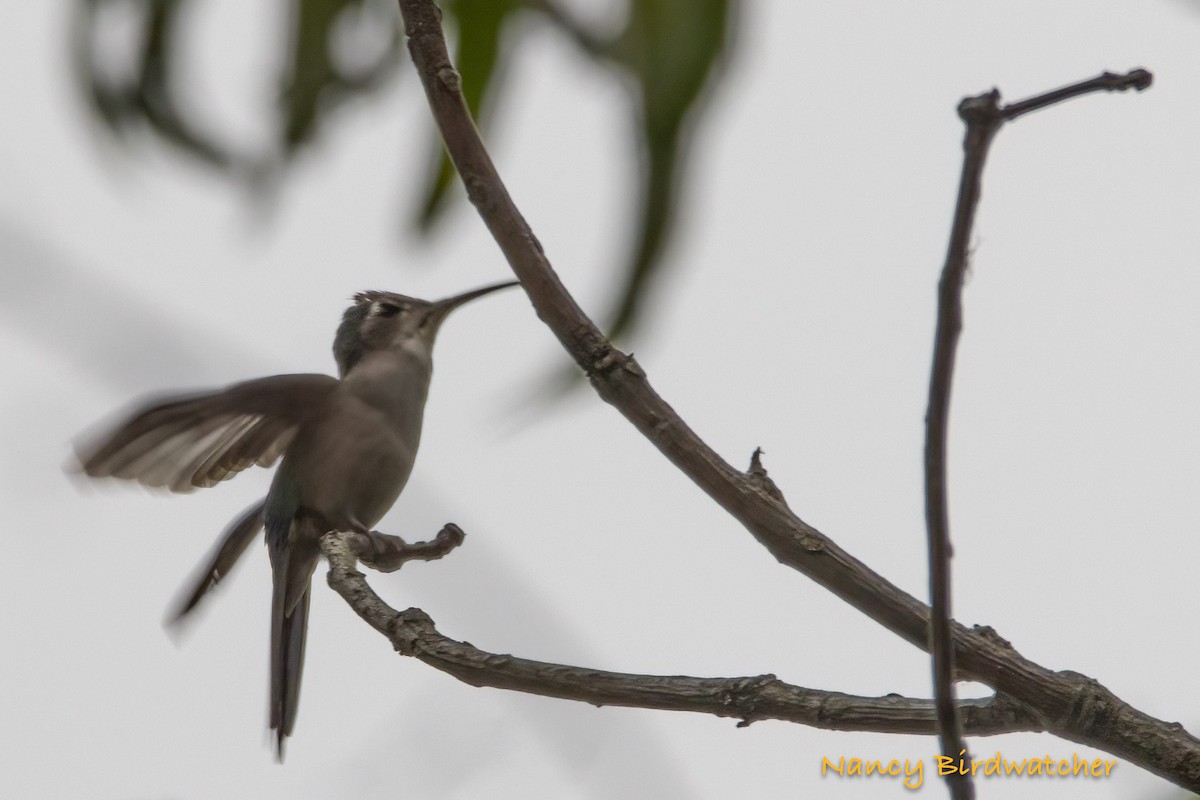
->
(322, 532), (1036, 736)
(394, 0), (1199, 790)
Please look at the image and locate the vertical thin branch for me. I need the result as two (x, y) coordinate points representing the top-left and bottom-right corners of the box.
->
(925, 91), (1002, 800)
(925, 69), (1151, 800)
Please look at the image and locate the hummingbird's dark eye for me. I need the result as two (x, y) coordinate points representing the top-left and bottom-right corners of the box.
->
(376, 302), (402, 318)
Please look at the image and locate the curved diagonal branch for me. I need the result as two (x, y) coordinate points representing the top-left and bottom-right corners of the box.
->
(393, 0), (1199, 790)
(321, 531), (1037, 735)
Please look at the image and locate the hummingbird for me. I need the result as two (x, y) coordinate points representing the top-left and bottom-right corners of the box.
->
(75, 281), (518, 759)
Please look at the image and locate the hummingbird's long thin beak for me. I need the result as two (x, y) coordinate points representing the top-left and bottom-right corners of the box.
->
(426, 280), (520, 328)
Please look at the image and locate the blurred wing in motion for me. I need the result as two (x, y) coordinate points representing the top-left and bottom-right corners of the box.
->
(75, 374), (339, 493)
(168, 498), (267, 624)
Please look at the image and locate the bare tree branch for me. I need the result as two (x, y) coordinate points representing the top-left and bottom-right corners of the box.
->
(924, 69), (1152, 800)
(321, 531), (1037, 735)
(391, 0), (1200, 789)
(999, 69), (1153, 122)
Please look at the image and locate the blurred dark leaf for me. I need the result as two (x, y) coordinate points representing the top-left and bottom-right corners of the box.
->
(281, 0), (403, 154)
(139, 0), (235, 167)
(282, 0), (362, 150)
(604, 0), (734, 340)
(74, 0), (235, 169)
(71, 0), (738, 347)
(415, 0), (524, 230)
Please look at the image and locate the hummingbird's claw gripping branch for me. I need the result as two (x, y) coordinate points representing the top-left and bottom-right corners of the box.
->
(345, 523), (466, 573)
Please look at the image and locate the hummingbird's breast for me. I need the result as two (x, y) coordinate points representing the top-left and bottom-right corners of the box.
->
(283, 387), (425, 532)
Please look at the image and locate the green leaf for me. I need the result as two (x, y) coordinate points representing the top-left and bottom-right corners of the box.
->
(605, 0), (734, 341)
(71, 0), (738, 352)
(138, 0), (234, 168)
(280, 0), (403, 152)
(414, 0), (524, 231)
(282, 0), (356, 149)
(74, 0), (236, 169)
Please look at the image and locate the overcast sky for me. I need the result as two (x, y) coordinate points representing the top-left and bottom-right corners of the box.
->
(3, 2), (1198, 798)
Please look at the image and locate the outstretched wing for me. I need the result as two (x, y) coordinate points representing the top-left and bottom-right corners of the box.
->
(167, 498), (267, 625)
(76, 374), (339, 493)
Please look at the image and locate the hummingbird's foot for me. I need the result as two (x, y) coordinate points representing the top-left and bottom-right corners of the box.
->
(351, 523), (466, 573)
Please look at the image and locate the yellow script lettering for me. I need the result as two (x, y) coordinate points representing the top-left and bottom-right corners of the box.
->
(821, 757), (844, 776)
(904, 759), (923, 790)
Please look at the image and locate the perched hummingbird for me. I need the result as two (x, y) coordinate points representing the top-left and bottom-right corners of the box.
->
(75, 281), (518, 758)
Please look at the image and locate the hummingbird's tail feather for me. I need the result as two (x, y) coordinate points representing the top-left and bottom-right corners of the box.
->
(168, 499), (267, 625)
(269, 539), (318, 761)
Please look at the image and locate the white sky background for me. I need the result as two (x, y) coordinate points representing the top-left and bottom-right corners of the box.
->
(1, 1), (1198, 798)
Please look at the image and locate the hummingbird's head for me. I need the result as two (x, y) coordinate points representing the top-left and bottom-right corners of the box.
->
(333, 281), (519, 377)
